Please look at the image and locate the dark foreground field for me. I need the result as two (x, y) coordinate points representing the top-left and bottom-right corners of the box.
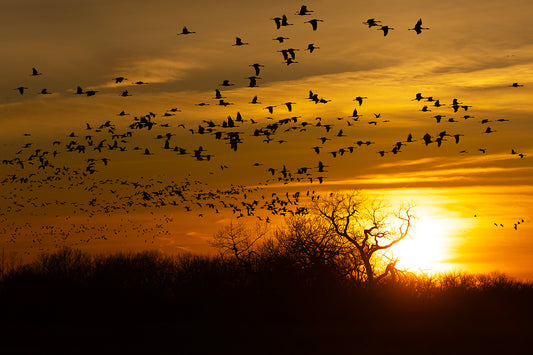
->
(1, 248), (532, 354)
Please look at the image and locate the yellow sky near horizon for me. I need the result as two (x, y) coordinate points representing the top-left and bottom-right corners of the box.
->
(1, 0), (532, 279)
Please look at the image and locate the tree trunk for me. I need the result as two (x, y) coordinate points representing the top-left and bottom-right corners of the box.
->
(362, 256), (374, 286)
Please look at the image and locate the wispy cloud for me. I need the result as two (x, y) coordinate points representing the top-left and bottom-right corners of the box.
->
(90, 59), (204, 89)
(328, 166), (533, 187)
(432, 152), (530, 169)
(375, 157), (439, 169)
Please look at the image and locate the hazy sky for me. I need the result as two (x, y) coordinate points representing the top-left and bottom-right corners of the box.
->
(1, 0), (532, 278)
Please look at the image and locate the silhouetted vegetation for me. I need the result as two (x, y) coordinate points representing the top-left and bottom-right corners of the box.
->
(1, 245), (532, 354)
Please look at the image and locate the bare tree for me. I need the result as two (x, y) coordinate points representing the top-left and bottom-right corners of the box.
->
(313, 191), (414, 285)
(274, 215), (363, 280)
(210, 220), (269, 270)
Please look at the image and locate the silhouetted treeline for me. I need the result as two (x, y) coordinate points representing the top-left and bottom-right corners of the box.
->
(1, 247), (532, 354)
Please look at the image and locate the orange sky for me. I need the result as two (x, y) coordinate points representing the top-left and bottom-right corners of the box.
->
(1, 0), (532, 279)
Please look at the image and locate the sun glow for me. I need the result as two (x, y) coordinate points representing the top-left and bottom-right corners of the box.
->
(391, 216), (454, 274)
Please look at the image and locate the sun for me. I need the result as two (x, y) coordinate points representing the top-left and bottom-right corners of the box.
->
(391, 216), (453, 273)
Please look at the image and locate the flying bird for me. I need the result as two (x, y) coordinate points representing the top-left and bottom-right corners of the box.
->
(305, 43), (319, 53)
(378, 25), (394, 36)
(233, 37), (249, 46)
(422, 133), (432, 146)
(434, 115), (445, 123)
(265, 105), (276, 114)
(284, 102), (296, 112)
(354, 96), (367, 106)
(273, 36), (290, 43)
(409, 18), (429, 34)
(220, 80), (234, 86)
(413, 92), (424, 101)
(31, 67), (42, 76)
(363, 18), (381, 28)
(214, 89), (225, 99)
(281, 15), (293, 27)
(247, 76), (260, 87)
(250, 63), (264, 76)
(272, 17), (282, 29)
(296, 5), (313, 16)
(178, 26), (195, 35)
(15, 87), (28, 95)
(305, 19), (323, 31)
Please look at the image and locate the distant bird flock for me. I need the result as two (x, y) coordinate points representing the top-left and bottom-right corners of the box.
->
(1, 5), (528, 253)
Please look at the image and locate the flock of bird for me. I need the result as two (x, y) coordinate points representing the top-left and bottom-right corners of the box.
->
(0, 4), (529, 255)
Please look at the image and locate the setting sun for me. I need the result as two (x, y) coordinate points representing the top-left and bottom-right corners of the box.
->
(392, 216), (454, 273)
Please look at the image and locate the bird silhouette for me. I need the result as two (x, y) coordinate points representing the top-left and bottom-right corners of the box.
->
(273, 36), (290, 43)
(272, 17), (282, 29)
(250, 63), (264, 76)
(305, 43), (319, 53)
(413, 93), (424, 101)
(280, 48), (299, 60)
(178, 26), (195, 35)
(15, 87), (28, 95)
(409, 18), (429, 34)
(354, 96), (367, 106)
(218, 99), (232, 106)
(284, 102), (296, 112)
(214, 89), (225, 99)
(422, 133), (432, 146)
(31, 67), (42, 76)
(247, 76), (260, 87)
(220, 80), (234, 87)
(296, 5), (313, 16)
(284, 58), (298, 65)
(265, 106), (276, 114)
(233, 37), (249, 46)
(379, 25), (394, 36)
(363, 18), (381, 28)
(281, 15), (293, 27)
(305, 19), (323, 31)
